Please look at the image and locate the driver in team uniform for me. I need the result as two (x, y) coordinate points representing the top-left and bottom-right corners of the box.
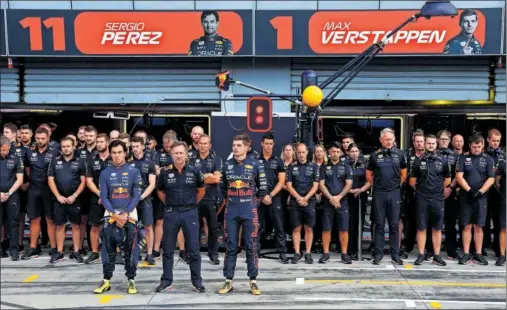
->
(189, 10), (233, 56)
(443, 9), (482, 55)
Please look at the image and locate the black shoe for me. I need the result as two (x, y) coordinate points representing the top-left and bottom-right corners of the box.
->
(0, 250), (8, 258)
(400, 249), (409, 259)
(155, 281), (172, 292)
(153, 250), (161, 260)
(193, 284), (206, 293)
(372, 256), (383, 265)
(458, 253), (472, 265)
(35, 245), (42, 255)
(292, 252), (302, 264)
(79, 248), (88, 256)
(73, 252), (84, 263)
(432, 255), (446, 266)
(424, 252), (434, 261)
(1, 238), (9, 252)
(209, 255), (220, 265)
(10, 251), (20, 261)
(318, 253), (330, 264)
(414, 254), (425, 265)
(350, 253), (359, 261)
(391, 258), (404, 265)
(474, 254), (488, 266)
(367, 243), (375, 253)
(21, 248), (39, 260)
(49, 248), (57, 257)
(145, 254), (156, 265)
(495, 255), (506, 266)
(341, 253), (352, 264)
(50, 252), (64, 263)
(85, 252), (100, 264)
(304, 253), (314, 264)
(279, 253), (289, 264)
(69, 252), (76, 260)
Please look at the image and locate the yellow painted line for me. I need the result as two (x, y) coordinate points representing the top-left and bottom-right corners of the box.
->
(304, 279), (506, 288)
(138, 261), (156, 267)
(404, 264), (414, 270)
(429, 301), (442, 309)
(97, 295), (123, 304)
(22, 275), (39, 283)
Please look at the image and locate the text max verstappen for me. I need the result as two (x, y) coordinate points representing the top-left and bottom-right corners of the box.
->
(321, 22), (447, 44)
(101, 22), (162, 45)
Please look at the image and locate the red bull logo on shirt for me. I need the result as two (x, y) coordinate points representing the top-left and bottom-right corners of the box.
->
(228, 180), (253, 197)
(112, 187), (130, 199)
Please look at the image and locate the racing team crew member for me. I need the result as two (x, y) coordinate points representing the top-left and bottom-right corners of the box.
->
(286, 143), (320, 265)
(188, 11), (233, 56)
(218, 134), (267, 296)
(485, 129), (505, 258)
(133, 130), (157, 163)
(3, 123), (28, 254)
(190, 134), (222, 265)
(22, 128), (59, 260)
(319, 141), (353, 264)
(366, 128), (407, 265)
(495, 160), (506, 266)
(347, 143), (371, 259)
(94, 140), (142, 295)
(38, 123), (60, 153)
(436, 130), (460, 260)
(402, 130), (425, 256)
(409, 135), (450, 266)
(256, 133), (288, 264)
(155, 141), (205, 293)
(76, 125), (98, 256)
(85, 133), (112, 264)
(48, 137), (87, 263)
(129, 137), (157, 265)
(0, 136), (24, 260)
(455, 133), (495, 266)
(153, 130), (177, 260)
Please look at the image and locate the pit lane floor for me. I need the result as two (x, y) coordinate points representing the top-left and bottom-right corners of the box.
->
(1, 250), (505, 309)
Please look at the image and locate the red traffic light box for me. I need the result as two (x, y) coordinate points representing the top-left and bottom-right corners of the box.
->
(247, 96), (272, 133)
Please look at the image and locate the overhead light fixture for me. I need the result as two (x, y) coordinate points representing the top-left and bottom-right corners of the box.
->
(419, 0), (459, 19)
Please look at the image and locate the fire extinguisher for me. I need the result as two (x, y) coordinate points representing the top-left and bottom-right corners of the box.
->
(7, 57), (13, 69)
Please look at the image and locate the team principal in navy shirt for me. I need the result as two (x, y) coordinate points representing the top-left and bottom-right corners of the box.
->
(366, 128), (407, 266)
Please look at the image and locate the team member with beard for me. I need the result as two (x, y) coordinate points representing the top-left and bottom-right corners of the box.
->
(84, 134), (113, 264)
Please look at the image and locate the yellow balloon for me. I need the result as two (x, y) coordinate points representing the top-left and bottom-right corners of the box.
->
(302, 85), (323, 108)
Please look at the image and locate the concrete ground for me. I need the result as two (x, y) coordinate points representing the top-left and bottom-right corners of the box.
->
(1, 249), (505, 309)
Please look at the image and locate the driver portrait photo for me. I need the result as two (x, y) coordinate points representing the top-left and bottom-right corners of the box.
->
(443, 9), (482, 55)
(188, 10), (234, 56)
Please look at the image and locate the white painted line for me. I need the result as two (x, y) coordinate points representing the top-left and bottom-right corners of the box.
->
(295, 297), (506, 306)
(400, 267), (505, 274)
(405, 300), (417, 308)
(296, 266), (506, 273)
(295, 278), (305, 285)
